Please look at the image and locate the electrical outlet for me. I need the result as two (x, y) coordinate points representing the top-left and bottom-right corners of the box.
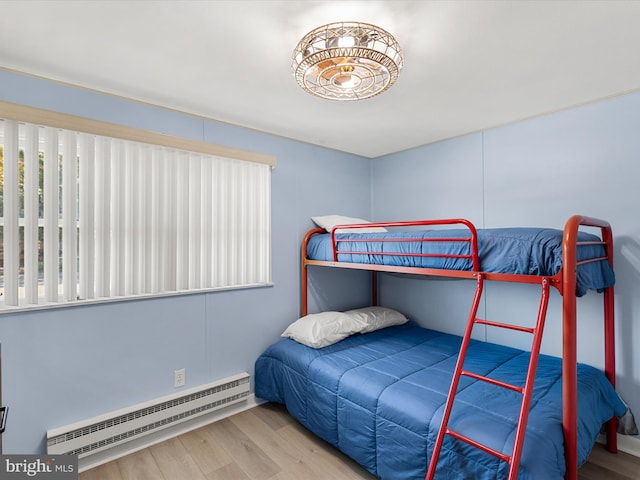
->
(174, 368), (186, 388)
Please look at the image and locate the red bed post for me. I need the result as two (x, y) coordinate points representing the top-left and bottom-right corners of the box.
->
(601, 223), (618, 452)
(562, 215), (617, 480)
(604, 283), (618, 452)
(301, 261), (308, 318)
(562, 218), (579, 480)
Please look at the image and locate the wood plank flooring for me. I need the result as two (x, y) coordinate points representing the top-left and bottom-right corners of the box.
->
(79, 403), (640, 480)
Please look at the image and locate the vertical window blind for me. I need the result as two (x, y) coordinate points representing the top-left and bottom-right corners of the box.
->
(0, 106), (273, 311)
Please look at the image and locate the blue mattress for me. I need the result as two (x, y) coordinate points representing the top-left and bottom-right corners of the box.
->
(255, 321), (626, 480)
(307, 228), (615, 296)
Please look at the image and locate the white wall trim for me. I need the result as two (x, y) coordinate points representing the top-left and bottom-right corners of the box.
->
(614, 433), (640, 458)
(596, 433), (640, 459)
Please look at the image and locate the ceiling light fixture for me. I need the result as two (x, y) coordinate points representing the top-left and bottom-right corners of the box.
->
(292, 21), (403, 101)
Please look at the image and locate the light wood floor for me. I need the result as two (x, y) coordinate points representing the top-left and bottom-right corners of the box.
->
(79, 403), (640, 480)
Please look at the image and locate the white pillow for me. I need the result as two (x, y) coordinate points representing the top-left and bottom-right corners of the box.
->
(311, 214), (387, 233)
(281, 311), (366, 348)
(344, 306), (408, 333)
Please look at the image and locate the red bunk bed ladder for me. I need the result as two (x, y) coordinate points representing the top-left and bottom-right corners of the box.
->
(426, 275), (551, 480)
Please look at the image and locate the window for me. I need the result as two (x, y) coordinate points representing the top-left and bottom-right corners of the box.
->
(0, 102), (274, 311)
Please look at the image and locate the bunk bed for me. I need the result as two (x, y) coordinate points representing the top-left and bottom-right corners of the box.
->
(255, 215), (626, 480)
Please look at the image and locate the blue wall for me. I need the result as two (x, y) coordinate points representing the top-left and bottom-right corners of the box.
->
(2, 68), (639, 455)
(372, 92), (640, 443)
(0, 69), (373, 454)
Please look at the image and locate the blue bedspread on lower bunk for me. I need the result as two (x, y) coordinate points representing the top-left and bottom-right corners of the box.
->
(255, 321), (626, 480)
(307, 228), (615, 296)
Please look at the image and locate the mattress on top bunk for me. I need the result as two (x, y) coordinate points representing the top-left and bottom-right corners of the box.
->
(306, 228), (615, 296)
(255, 321), (626, 480)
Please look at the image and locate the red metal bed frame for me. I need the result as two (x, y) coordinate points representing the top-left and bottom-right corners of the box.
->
(300, 215), (617, 480)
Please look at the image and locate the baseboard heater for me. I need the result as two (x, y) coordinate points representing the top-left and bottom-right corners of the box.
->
(47, 372), (250, 457)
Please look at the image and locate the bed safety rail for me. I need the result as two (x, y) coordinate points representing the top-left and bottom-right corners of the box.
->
(328, 218), (480, 270)
(301, 218), (480, 318)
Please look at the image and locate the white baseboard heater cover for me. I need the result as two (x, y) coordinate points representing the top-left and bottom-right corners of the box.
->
(47, 372), (250, 457)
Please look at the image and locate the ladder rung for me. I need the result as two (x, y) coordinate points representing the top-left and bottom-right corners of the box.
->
(475, 318), (535, 334)
(446, 428), (511, 463)
(461, 370), (524, 393)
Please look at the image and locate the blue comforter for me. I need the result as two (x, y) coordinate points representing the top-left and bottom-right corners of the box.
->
(255, 321), (625, 480)
(307, 228), (615, 296)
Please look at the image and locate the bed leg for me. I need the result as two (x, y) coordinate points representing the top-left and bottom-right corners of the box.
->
(605, 417), (618, 453)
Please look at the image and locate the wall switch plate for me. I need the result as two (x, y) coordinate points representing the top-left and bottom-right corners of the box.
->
(174, 368), (186, 388)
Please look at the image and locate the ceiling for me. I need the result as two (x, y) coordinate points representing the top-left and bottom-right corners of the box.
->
(1, 1), (639, 158)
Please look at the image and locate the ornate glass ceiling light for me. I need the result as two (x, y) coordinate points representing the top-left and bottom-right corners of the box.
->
(292, 21), (403, 101)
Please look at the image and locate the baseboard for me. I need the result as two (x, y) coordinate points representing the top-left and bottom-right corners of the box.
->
(597, 432), (640, 458)
(615, 433), (640, 458)
(78, 393), (265, 473)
